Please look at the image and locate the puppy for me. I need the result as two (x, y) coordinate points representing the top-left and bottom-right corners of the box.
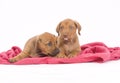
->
(9, 32), (60, 62)
(56, 18), (81, 58)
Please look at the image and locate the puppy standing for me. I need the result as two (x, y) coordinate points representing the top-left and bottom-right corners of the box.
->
(9, 32), (60, 62)
(56, 19), (81, 58)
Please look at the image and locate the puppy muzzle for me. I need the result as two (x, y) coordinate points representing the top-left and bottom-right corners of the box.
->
(50, 48), (60, 57)
(63, 37), (71, 44)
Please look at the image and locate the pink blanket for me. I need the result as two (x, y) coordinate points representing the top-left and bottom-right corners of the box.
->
(0, 42), (120, 65)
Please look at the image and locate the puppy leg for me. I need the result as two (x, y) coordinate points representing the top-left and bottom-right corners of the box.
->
(9, 51), (30, 63)
(9, 36), (37, 63)
(9, 44), (32, 63)
(55, 51), (67, 58)
(68, 48), (81, 58)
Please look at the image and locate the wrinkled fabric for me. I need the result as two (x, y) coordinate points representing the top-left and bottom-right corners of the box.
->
(0, 42), (120, 65)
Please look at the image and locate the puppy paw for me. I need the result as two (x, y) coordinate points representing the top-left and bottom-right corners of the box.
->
(56, 54), (67, 58)
(68, 53), (78, 58)
(9, 58), (17, 63)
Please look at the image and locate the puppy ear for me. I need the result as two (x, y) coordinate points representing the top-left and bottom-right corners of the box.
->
(34, 36), (42, 54)
(74, 21), (81, 35)
(34, 36), (41, 51)
(56, 22), (61, 36)
(34, 36), (39, 51)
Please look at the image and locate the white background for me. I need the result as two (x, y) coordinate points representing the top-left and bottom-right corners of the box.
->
(0, 0), (120, 83)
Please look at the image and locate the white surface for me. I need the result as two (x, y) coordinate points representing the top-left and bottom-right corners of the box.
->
(0, 0), (120, 83)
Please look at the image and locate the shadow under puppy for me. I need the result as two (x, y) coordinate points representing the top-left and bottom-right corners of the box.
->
(9, 32), (60, 63)
(56, 18), (81, 58)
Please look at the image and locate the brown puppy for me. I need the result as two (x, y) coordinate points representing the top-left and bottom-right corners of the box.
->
(9, 32), (60, 62)
(56, 18), (81, 58)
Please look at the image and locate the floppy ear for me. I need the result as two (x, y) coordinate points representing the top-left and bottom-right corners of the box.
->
(74, 21), (81, 35)
(34, 36), (42, 53)
(56, 22), (61, 36)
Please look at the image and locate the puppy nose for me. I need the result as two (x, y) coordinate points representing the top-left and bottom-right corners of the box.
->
(54, 48), (60, 54)
(51, 48), (60, 56)
(63, 35), (67, 37)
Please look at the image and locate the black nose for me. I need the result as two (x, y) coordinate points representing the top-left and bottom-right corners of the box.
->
(50, 48), (60, 57)
(63, 35), (67, 37)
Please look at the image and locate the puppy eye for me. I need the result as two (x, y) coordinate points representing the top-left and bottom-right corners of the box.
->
(69, 26), (74, 29)
(47, 42), (52, 46)
(60, 26), (63, 30)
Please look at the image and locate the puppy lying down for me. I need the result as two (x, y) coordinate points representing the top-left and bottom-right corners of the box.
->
(9, 32), (60, 63)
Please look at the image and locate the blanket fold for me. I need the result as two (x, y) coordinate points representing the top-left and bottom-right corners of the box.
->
(0, 42), (120, 64)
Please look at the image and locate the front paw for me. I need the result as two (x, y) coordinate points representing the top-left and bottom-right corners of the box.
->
(9, 58), (17, 63)
(56, 54), (67, 58)
(68, 53), (78, 58)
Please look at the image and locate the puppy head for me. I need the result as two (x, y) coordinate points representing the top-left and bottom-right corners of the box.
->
(56, 19), (81, 42)
(35, 32), (60, 57)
